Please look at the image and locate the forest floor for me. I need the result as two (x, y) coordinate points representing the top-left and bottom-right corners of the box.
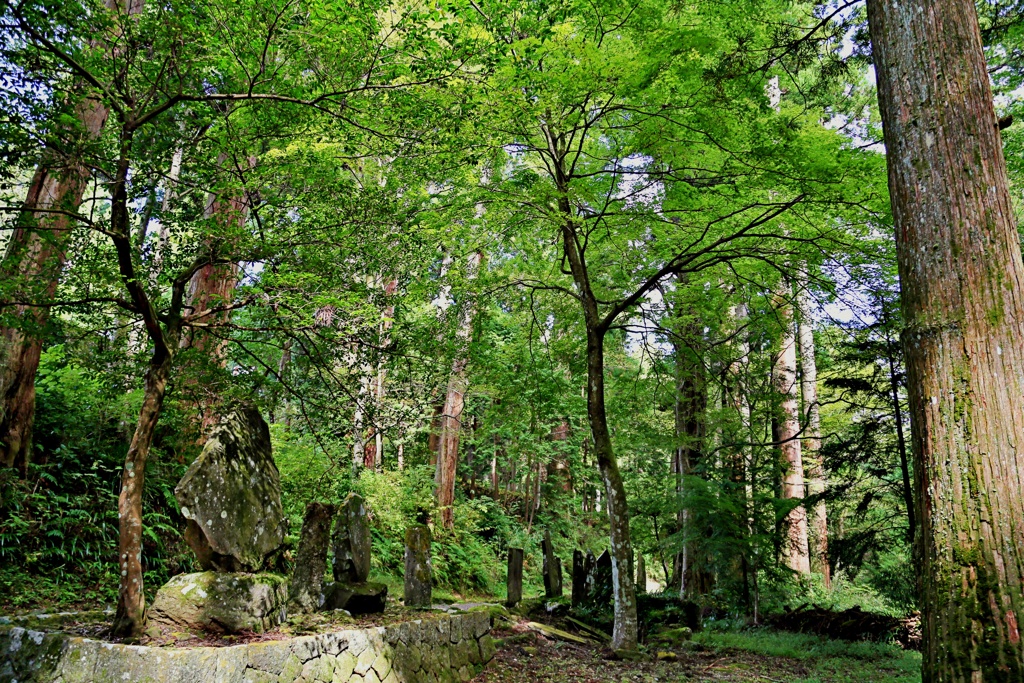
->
(473, 617), (922, 683)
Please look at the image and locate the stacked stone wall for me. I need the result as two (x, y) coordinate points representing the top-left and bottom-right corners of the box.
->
(0, 610), (494, 683)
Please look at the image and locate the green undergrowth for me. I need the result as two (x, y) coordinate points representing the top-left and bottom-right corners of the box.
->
(693, 629), (922, 683)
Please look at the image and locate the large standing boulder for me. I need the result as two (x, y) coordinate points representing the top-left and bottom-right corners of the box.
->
(332, 493), (371, 583)
(175, 404), (287, 572)
(289, 501), (336, 613)
(148, 571), (288, 634)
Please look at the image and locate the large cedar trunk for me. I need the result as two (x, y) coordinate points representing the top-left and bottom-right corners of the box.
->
(0, 96), (110, 473)
(435, 252), (482, 529)
(796, 276), (828, 585)
(0, 0), (140, 474)
(868, 1), (1024, 678)
(772, 282), (810, 575)
(179, 158), (252, 436)
(435, 366), (468, 528)
(672, 333), (713, 598)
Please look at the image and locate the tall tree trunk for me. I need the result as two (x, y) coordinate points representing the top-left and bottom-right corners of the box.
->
(435, 252), (482, 529)
(868, 1), (1024, 678)
(0, 0), (138, 473)
(586, 327), (638, 650)
(724, 302), (753, 608)
(0, 94), (109, 475)
(179, 156), (253, 435)
(772, 281), (810, 575)
(107, 126), (185, 638)
(796, 274), (828, 586)
(559, 210), (637, 650)
(672, 332), (713, 598)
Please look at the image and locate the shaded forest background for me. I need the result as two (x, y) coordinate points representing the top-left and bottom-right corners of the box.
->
(1, 0), (1023, 643)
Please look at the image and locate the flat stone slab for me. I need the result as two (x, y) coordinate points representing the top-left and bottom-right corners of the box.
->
(1, 609), (495, 683)
(148, 571), (288, 634)
(176, 404), (287, 572)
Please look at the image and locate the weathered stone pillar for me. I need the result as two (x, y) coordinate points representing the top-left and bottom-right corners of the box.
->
(636, 553), (647, 595)
(404, 524), (432, 608)
(542, 530), (562, 598)
(322, 492), (387, 614)
(332, 492), (370, 583)
(572, 549), (586, 607)
(289, 502), (336, 613)
(593, 550), (613, 605)
(506, 548), (523, 607)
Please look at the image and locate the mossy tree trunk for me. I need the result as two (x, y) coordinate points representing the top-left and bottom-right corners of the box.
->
(868, 0), (1024, 679)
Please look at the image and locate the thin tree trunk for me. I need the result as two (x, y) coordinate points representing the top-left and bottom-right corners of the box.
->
(107, 125), (186, 637)
(868, 1), (1024, 678)
(110, 347), (173, 636)
(725, 303), (753, 607)
(796, 274), (828, 586)
(585, 327), (638, 650)
(773, 281), (810, 575)
(881, 303), (915, 545)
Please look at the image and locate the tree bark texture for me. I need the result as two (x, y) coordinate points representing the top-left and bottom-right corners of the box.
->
(586, 328), (638, 650)
(797, 276), (829, 585)
(435, 251), (481, 529)
(672, 332), (713, 598)
(868, 0), (1024, 679)
(772, 283), (810, 575)
(179, 156), (253, 436)
(0, 0), (140, 474)
(0, 95), (110, 474)
(110, 346), (174, 636)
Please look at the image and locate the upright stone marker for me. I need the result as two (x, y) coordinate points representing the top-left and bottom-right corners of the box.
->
(593, 550), (613, 606)
(175, 404), (286, 572)
(289, 501), (336, 613)
(571, 549), (586, 607)
(542, 530), (562, 598)
(506, 548), (524, 607)
(404, 524), (432, 607)
(584, 551), (596, 598)
(636, 553), (647, 595)
(332, 492), (371, 583)
(322, 491), (387, 614)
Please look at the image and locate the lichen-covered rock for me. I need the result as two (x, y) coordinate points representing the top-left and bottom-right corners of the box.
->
(290, 502), (336, 613)
(323, 581), (388, 614)
(175, 404), (287, 572)
(332, 493), (371, 583)
(148, 571), (288, 634)
(404, 525), (432, 608)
